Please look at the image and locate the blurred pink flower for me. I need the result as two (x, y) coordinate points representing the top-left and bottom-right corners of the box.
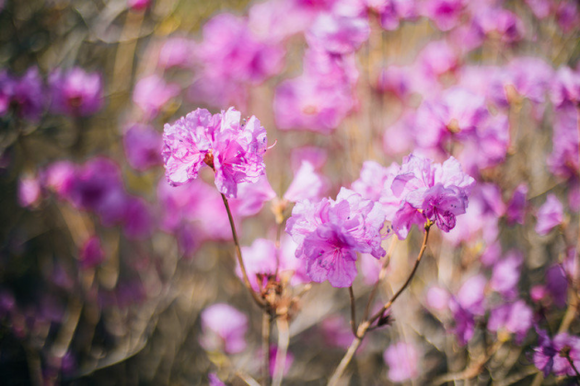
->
(127, 0), (150, 11)
(535, 194), (563, 235)
(133, 74), (179, 119)
(18, 176), (41, 207)
(80, 236), (105, 269)
(490, 250), (523, 300)
(506, 183), (527, 225)
(201, 303), (248, 354)
(423, 0), (466, 31)
(284, 161), (327, 202)
(158, 37), (193, 69)
(123, 124), (162, 171)
(384, 342), (419, 382)
(49, 67), (103, 117)
(488, 300), (532, 343)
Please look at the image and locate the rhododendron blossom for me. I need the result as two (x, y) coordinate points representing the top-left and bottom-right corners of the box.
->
(286, 188), (387, 287)
(162, 107), (268, 198)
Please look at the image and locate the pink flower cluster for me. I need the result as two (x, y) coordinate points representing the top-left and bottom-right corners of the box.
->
(162, 107), (268, 198)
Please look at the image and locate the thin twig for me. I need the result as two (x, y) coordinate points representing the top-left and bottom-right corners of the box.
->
(348, 286), (357, 337)
(221, 193), (266, 308)
(272, 317), (290, 386)
(263, 313), (272, 386)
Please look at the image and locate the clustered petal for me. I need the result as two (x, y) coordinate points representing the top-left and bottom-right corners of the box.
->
(286, 188), (387, 288)
(162, 107), (268, 198)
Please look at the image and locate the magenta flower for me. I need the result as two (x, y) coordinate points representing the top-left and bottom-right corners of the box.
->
(238, 239), (278, 291)
(11, 67), (44, 121)
(162, 107), (268, 198)
(127, 0), (150, 11)
(381, 155), (475, 238)
(41, 160), (76, 199)
(472, 8), (524, 44)
(384, 342), (420, 382)
(123, 124), (162, 171)
(286, 188), (387, 287)
(133, 74), (179, 119)
(546, 265), (568, 308)
(535, 194), (564, 235)
(18, 176), (41, 208)
(525, 0), (550, 19)
(49, 67), (103, 117)
(201, 303), (248, 354)
(422, 0), (466, 31)
(306, 7), (370, 54)
(533, 331), (580, 377)
(449, 274), (487, 345)
(158, 37), (193, 69)
(552, 66), (580, 108)
(506, 183), (527, 225)
(488, 300), (532, 343)
(490, 251), (523, 300)
(283, 161), (327, 203)
(79, 236), (105, 269)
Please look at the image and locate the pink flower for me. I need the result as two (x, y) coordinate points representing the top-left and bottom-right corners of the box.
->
(128, 0), (150, 11)
(488, 300), (533, 343)
(162, 107), (268, 198)
(381, 155), (475, 238)
(238, 239), (278, 291)
(490, 251), (523, 300)
(533, 332), (580, 377)
(158, 37), (193, 69)
(49, 67), (103, 117)
(133, 74), (179, 119)
(286, 188), (387, 287)
(283, 161), (327, 202)
(123, 124), (162, 171)
(41, 161), (76, 199)
(201, 303), (248, 354)
(384, 342), (419, 382)
(422, 0), (466, 31)
(551, 66), (580, 108)
(18, 176), (41, 207)
(506, 183), (527, 225)
(79, 236), (105, 269)
(7, 67), (44, 121)
(535, 194), (564, 235)
(306, 6), (370, 54)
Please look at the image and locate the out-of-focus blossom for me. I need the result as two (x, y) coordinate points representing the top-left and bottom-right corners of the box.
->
(278, 235), (310, 286)
(352, 160), (393, 202)
(133, 74), (179, 119)
(472, 8), (524, 44)
(122, 197), (153, 239)
(525, 0), (550, 19)
(415, 87), (489, 150)
(79, 236), (105, 269)
(535, 194), (564, 235)
(506, 183), (527, 225)
(158, 37), (193, 69)
(506, 57), (553, 106)
(201, 303), (248, 354)
(0, 70), (14, 116)
(556, 1), (579, 33)
(41, 161), (76, 199)
(128, 0), (150, 11)
(416, 40), (458, 80)
(238, 239), (277, 291)
(426, 286), (450, 311)
(284, 161), (327, 202)
(551, 66), (580, 108)
(274, 49), (357, 134)
(49, 67), (103, 117)
(249, 0), (322, 42)
(232, 175), (277, 217)
(490, 251), (523, 300)
(381, 155), (475, 238)
(18, 176), (41, 207)
(208, 373), (226, 386)
(286, 188), (387, 287)
(290, 146), (327, 172)
(449, 275), (487, 344)
(376, 65), (413, 100)
(382, 113), (416, 156)
(488, 300), (532, 343)
(306, 6), (370, 54)
(564, 247), (579, 283)
(162, 107), (268, 198)
(546, 265), (568, 308)
(533, 331), (580, 377)
(422, 0), (466, 31)
(384, 342), (419, 382)
(548, 106), (579, 179)
(321, 315), (356, 349)
(9, 67), (44, 121)
(123, 124), (162, 171)
(369, 0), (418, 30)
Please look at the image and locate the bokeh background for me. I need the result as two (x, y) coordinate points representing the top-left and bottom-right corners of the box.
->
(1, 0), (580, 385)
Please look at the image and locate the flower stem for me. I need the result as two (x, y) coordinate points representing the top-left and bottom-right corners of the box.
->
(221, 193), (266, 308)
(272, 317), (289, 386)
(327, 225), (431, 385)
(363, 238), (397, 321)
(348, 286), (357, 337)
(263, 312), (272, 386)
